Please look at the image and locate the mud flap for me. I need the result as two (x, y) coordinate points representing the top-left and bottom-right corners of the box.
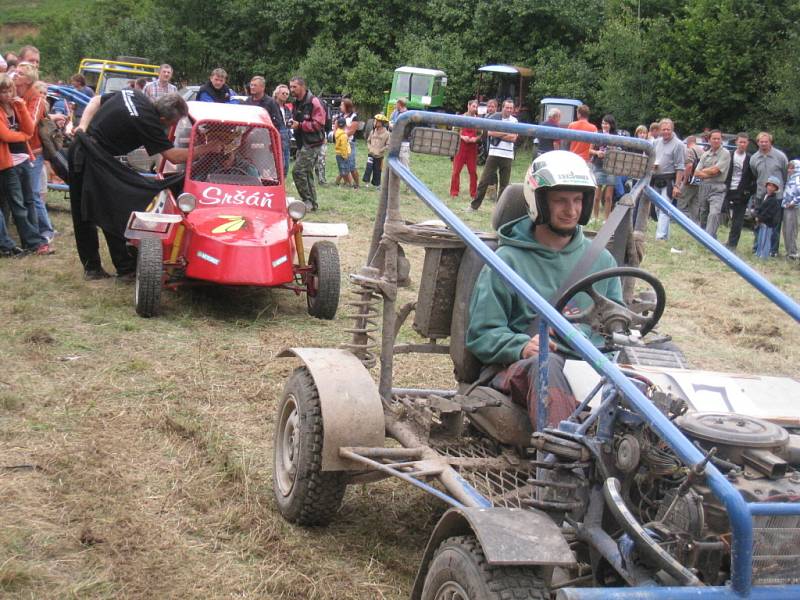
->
(278, 348), (385, 471)
(410, 506), (576, 599)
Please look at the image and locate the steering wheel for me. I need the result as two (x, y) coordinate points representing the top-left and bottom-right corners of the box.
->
(551, 267), (666, 352)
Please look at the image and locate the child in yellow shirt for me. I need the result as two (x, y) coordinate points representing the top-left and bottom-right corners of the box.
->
(334, 117), (353, 187)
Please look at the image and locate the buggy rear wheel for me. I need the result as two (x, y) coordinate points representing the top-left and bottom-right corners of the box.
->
(134, 237), (163, 317)
(421, 535), (548, 600)
(272, 366), (347, 526)
(306, 241), (340, 320)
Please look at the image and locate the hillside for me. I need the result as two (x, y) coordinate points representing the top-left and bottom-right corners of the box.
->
(0, 0), (90, 50)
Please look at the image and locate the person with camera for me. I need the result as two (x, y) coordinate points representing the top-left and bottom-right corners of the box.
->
(288, 76), (326, 211)
(468, 99), (518, 212)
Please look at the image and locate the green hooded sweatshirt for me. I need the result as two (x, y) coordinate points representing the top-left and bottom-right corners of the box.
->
(466, 216), (622, 365)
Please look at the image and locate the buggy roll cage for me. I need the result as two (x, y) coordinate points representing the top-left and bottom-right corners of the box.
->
(376, 110), (800, 599)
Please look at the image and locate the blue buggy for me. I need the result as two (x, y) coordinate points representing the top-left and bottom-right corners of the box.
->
(272, 110), (800, 599)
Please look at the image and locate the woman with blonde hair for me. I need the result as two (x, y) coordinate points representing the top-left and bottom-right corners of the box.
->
(0, 73), (51, 254)
(14, 62), (55, 242)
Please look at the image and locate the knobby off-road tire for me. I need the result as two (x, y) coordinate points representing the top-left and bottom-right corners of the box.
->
(272, 367), (347, 526)
(134, 237), (163, 318)
(306, 241), (340, 320)
(421, 535), (548, 600)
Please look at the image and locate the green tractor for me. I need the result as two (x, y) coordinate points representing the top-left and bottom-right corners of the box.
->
(385, 66), (447, 120)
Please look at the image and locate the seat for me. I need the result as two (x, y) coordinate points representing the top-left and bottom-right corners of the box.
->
(450, 183), (527, 384)
(449, 184), (533, 446)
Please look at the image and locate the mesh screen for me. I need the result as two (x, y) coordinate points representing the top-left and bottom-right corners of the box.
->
(431, 439), (532, 509)
(410, 127), (460, 157)
(752, 514), (800, 585)
(188, 121), (279, 186)
(603, 148), (649, 178)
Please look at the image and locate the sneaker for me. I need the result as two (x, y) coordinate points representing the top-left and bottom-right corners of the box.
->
(84, 268), (112, 280)
(34, 243), (55, 255)
(788, 253), (799, 260)
(463, 206), (478, 213)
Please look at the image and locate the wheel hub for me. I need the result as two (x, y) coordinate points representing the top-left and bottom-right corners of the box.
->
(434, 582), (470, 600)
(276, 395), (301, 495)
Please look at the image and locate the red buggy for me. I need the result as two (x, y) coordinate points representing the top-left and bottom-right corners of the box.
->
(124, 102), (344, 318)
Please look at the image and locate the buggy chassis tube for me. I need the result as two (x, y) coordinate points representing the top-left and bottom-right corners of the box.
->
(385, 111), (800, 597)
(645, 186), (800, 324)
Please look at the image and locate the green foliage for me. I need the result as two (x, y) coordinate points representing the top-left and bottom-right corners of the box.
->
(531, 46), (596, 107)
(344, 47), (391, 109)
(5, 0), (800, 151)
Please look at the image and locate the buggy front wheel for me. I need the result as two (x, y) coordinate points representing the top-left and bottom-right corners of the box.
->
(421, 535), (548, 600)
(305, 241), (340, 320)
(134, 237), (163, 317)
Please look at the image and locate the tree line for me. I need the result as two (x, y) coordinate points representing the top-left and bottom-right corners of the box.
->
(30, 0), (800, 154)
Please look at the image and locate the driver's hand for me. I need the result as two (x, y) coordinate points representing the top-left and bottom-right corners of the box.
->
(521, 333), (557, 359)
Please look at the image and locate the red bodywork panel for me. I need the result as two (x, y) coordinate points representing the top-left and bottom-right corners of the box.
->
(138, 101), (301, 287)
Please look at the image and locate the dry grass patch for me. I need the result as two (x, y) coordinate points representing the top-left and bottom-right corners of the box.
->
(1, 154), (798, 598)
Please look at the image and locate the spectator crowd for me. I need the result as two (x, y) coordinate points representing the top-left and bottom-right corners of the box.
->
(1, 43), (798, 275)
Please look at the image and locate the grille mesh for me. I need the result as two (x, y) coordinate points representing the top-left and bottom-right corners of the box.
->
(752, 514), (800, 585)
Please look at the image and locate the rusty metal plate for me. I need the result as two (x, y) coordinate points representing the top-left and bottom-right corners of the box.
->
(278, 348), (385, 471)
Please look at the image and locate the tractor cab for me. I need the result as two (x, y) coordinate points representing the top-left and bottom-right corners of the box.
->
(476, 64), (533, 121)
(385, 66), (447, 120)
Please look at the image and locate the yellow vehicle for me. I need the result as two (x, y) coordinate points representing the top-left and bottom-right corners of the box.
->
(78, 56), (160, 94)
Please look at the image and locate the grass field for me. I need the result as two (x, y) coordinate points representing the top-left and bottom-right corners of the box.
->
(1, 140), (799, 599)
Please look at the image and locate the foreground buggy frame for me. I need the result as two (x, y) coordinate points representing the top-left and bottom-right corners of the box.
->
(274, 111), (800, 599)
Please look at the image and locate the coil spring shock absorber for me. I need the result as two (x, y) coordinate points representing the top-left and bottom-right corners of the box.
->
(340, 267), (381, 368)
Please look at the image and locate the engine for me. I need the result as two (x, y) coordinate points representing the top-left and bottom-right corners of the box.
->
(620, 411), (800, 584)
(531, 405), (800, 587)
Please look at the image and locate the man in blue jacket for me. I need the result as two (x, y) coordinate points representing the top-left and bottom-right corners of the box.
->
(467, 150), (621, 429)
(196, 68), (236, 103)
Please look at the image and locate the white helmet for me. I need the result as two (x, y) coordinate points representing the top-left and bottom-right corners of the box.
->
(523, 150), (596, 226)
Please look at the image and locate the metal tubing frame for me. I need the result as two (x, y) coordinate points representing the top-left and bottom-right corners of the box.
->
(645, 186), (800, 324)
(383, 110), (800, 597)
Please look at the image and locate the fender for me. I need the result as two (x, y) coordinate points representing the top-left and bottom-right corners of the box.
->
(411, 506), (576, 600)
(278, 348), (384, 471)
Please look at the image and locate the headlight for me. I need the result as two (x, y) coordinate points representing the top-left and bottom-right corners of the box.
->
(287, 198), (306, 221)
(177, 192), (196, 213)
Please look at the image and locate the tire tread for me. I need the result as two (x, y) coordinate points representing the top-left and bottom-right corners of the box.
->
(273, 367), (347, 526)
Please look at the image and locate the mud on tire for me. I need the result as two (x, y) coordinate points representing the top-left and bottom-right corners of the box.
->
(272, 366), (347, 526)
(421, 535), (548, 600)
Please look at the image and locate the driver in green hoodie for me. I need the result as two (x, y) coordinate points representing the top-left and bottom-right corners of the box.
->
(466, 150), (622, 430)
